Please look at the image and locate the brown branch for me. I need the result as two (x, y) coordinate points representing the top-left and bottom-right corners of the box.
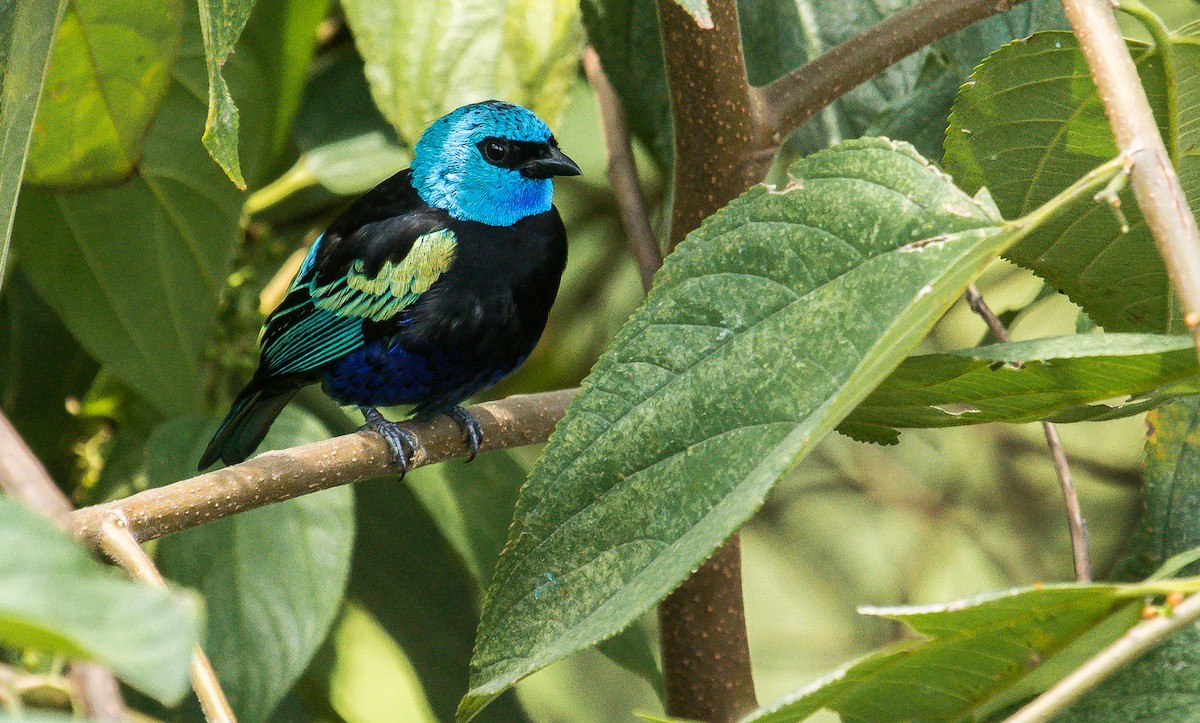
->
(965, 286), (1091, 582)
(0, 410), (126, 721)
(654, 0), (759, 719)
(1059, 0), (1200, 358)
(582, 46), (663, 292)
(659, 0), (762, 252)
(73, 389), (576, 547)
(96, 520), (236, 723)
(752, 0), (1029, 145)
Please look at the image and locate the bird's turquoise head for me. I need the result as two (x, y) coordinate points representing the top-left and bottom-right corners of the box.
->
(410, 100), (581, 227)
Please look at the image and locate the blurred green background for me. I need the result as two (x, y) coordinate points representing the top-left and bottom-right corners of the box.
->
(4, 0), (1199, 720)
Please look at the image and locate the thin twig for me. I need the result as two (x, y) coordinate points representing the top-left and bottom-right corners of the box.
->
(1004, 591), (1200, 722)
(97, 520), (236, 723)
(73, 389), (577, 548)
(0, 411), (126, 720)
(964, 285), (1091, 581)
(582, 46), (662, 292)
(752, 0), (1029, 145)
(1059, 0), (1200, 359)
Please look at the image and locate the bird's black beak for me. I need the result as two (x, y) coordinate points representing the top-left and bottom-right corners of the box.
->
(521, 146), (582, 179)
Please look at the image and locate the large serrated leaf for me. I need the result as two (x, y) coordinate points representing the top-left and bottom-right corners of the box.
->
(460, 138), (1032, 718)
(152, 408), (354, 723)
(0, 497), (198, 705)
(944, 30), (1198, 333)
(840, 333), (1200, 443)
(24, 0), (182, 188)
(341, 0), (582, 146)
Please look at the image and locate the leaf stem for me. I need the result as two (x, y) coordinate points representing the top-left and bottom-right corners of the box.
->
(1116, 1), (1178, 164)
(966, 286), (1091, 581)
(1060, 0), (1200, 357)
(1004, 589), (1200, 722)
(582, 47), (663, 292)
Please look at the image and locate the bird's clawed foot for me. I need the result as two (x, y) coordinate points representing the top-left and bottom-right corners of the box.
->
(447, 406), (484, 462)
(360, 407), (421, 478)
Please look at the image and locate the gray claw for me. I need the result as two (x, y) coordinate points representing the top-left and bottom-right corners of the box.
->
(447, 406), (484, 462)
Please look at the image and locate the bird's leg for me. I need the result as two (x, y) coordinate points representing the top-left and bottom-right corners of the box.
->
(447, 406), (484, 462)
(359, 406), (421, 477)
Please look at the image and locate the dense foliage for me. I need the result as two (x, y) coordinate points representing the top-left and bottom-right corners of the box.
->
(5, 0), (1200, 721)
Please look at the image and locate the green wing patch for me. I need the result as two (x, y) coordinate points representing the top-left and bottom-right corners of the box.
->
(312, 229), (457, 322)
(261, 229), (456, 376)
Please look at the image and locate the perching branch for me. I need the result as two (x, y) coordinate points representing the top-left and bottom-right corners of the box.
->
(0, 411), (126, 722)
(96, 520), (235, 723)
(582, 46), (662, 292)
(1059, 0), (1200, 358)
(751, 0), (1030, 145)
(1004, 591), (1200, 722)
(72, 389), (576, 547)
(963, 286), (1091, 582)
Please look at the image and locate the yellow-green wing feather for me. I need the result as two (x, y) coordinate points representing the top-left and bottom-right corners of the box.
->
(313, 229), (456, 321)
(260, 229), (456, 376)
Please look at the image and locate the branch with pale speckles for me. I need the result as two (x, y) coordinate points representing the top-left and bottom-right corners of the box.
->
(71, 389), (576, 548)
(751, 0), (1030, 145)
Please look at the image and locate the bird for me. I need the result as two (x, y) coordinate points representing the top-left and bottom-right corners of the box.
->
(199, 100), (580, 474)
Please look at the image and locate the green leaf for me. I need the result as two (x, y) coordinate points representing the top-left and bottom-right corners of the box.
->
(461, 138), (1034, 718)
(0, 0), (65, 288)
(1055, 397), (1200, 721)
(944, 31), (1198, 333)
(152, 408), (354, 723)
(340, 0), (583, 145)
(0, 272), (98, 483)
(350, 476), (531, 723)
(12, 0), (284, 415)
(583, 0), (1064, 167)
(742, 583), (1158, 723)
(24, 0), (183, 188)
(407, 451), (530, 587)
(197, 0), (257, 189)
(840, 333), (1200, 443)
(0, 497), (198, 705)
(407, 450), (664, 691)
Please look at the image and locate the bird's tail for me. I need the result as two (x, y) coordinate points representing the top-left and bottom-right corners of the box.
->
(198, 382), (297, 470)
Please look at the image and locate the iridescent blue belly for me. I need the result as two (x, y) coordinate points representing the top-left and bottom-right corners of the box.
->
(321, 338), (525, 415)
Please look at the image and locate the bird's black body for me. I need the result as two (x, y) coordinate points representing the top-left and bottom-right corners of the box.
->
(199, 170), (568, 469)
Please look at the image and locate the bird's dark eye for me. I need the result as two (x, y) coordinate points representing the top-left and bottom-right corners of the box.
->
(483, 140), (507, 163)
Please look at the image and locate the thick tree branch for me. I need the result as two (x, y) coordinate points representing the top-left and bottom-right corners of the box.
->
(73, 389), (576, 547)
(1005, 591), (1200, 722)
(96, 520), (235, 723)
(659, 0), (761, 251)
(752, 0), (1029, 145)
(964, 286), (1091, 582)
(582, 47), (662, 292)
(1060, 0), (1200, 356)
(655, 0), (759, 719)
(0, 411), (126, 721)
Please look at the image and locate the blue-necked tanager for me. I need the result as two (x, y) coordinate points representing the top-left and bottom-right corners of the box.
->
(200, 100), (581, 473)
